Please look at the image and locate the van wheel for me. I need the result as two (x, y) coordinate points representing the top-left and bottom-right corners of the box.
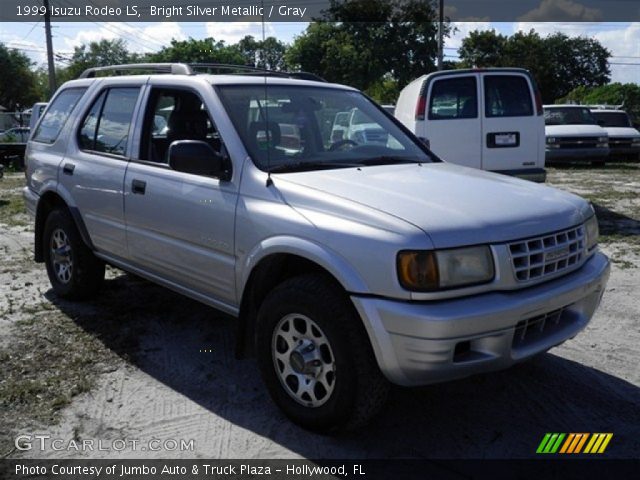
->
(256, 274), (389, 432)
(43, 209), (105, 299)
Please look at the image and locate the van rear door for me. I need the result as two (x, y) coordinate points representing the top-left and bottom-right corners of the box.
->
(480, 73), (544, 173)
(423, 73), (481, 169)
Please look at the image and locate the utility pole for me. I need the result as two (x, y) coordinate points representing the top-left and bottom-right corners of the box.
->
(43, 0), (56, 96)
(437, 0), (444, 70)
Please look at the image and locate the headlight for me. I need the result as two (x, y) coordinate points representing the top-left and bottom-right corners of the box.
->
(632, 137), (640, 145)
(598, 136), (608, 143)
(585, 215), (599, 251)
(397, 246), (494, 291)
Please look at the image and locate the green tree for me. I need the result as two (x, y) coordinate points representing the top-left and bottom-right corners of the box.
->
(286, 0), (447, 99)
(61, 39), (135, 81)
(237, 35), (288, 70)
(458, 29), (610, 103)
(559, 83), (640, 123)
(0, 43), (39, 110)
(147, 37), (245, 65)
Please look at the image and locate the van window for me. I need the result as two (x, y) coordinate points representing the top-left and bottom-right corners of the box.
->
(429, 77), (477, 120)
(32, 88), (86, 144)
(484, 75), (533, 118)
(78, 88), (140, 156)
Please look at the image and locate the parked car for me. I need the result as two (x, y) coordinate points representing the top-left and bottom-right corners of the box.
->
(544, 105), (610, 165)
(0, 127), (30, 143)
(24, 63), (610, 432)
(395, 68), (546, 182)
(590, 108), (640, 162)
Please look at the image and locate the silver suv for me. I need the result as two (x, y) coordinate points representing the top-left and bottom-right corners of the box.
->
(24, 64), (610, 432)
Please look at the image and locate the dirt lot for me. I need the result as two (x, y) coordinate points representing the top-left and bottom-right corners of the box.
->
(1, 165), (639, 459)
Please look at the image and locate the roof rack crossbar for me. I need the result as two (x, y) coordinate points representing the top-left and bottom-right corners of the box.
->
(79, 63), (192, 78)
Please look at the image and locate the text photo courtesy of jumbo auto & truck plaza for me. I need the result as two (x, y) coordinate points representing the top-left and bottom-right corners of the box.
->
(0, 1), (639, 480)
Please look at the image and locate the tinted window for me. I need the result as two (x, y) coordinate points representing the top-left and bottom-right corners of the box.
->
(33, 88), (86, 144)
(544, 107), (597, 125)
(79, 88), (139, 156)
(592, 111), (632, 128)
(484, 75), (533, 117)
(429, 77), (477, 120)
(78, 90), (107, 151)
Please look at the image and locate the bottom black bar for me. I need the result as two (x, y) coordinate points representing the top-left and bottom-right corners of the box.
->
(1, 459), (638, 480)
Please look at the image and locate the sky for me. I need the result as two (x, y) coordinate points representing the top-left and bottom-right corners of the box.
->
(0, 21), (638, 84)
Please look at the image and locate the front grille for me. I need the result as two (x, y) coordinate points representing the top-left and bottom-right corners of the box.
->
(557, 137), (599, 149)
(508, 225), (586, 282)
(609, 138), (633, 149)
(512, 308), (566, 349)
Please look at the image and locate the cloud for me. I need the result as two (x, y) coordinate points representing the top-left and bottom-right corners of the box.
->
(518, 0), (602, 21)
(62, 22), (185, 53)
(447, 21), (493, 52)
(204, 22), (275, 44)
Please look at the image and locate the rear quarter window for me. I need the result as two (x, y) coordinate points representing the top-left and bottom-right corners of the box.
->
(32, 88), (87, 144)
(484, 75), (533, 118)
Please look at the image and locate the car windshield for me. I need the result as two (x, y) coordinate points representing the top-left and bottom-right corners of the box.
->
(592, 111), (632, 128)
(216, 84), (432, 172)
(544, 107), (597, 126)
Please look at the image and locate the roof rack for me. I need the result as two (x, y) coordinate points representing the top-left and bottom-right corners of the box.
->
(79, 63), (192, 78)
(78, 62), (326, 82)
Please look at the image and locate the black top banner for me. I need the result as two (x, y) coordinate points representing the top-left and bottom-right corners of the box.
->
(0, 0), (639, 22)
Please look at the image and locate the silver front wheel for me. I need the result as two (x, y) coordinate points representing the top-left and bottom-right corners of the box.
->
(272, 313), (336, 408)
(50, 228), (73, 284)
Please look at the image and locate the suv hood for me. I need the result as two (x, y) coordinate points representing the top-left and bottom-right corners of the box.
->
(277, 163), (592, 249)
(602, 126), (640, 138)
(545, 124), (607, 136)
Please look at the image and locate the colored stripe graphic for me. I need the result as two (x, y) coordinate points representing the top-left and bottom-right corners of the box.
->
(538, 433), (613, 454)
(536, 433), (552, 453)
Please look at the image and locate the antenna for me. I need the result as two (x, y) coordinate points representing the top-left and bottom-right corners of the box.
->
(261, 0), (273, 187)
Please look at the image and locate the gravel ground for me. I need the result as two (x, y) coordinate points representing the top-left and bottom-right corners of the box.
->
(0, 165), (638, 460)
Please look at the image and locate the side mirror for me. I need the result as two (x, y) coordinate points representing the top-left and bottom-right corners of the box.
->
(168, 140), (229, 180)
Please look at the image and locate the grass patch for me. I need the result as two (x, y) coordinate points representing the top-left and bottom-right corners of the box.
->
(0, 307), (121, 456)
(0, 174), (28, 227)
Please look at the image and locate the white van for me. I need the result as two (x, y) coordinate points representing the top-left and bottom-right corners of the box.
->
(395, 68), (546, 182)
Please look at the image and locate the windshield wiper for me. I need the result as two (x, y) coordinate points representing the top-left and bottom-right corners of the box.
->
(268, 161), (362, 173)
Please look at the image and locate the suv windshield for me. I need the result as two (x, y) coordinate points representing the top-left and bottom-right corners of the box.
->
(592, 111), (632, 128)
(217, 85), (432, 172)
(544, 107), (597, 126)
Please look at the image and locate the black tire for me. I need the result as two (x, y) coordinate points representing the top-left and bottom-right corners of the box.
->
(256, 274), (389, 432)
(43, 208), (105, 299)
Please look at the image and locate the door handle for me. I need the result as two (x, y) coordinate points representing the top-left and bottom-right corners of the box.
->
(131, 179), (146, 195)
(62, 163), (75, 175)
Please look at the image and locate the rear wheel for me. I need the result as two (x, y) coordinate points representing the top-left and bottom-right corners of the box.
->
(43, 209), (105, 299)
(256, 274), (389, 432)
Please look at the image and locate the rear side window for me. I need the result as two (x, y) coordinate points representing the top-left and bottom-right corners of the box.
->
(78, 88), (140, 157)
(32, 88), (86, 144)
(484, 75), (533, 118)
(429, 77), (477, 120)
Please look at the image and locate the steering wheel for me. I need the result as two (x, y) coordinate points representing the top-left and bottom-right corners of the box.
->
(328, 139), (358, 152)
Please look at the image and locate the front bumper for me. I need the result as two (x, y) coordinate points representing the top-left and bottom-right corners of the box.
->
(351, 252), (610, 386)
(545, 147), (609, 162)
